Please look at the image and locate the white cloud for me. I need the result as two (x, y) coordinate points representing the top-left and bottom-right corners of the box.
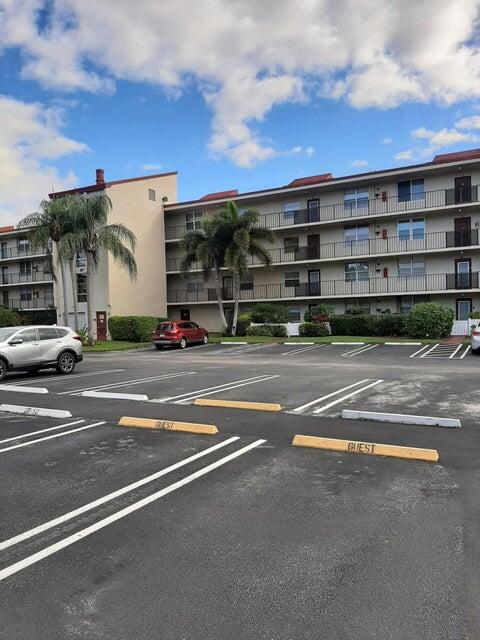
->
(412, 126), (477, 148)
(455, 115), (480, 129)
(141, 163), (163, 171)
(350, 159), (368, 168)
(305, 146), (315, 157)
(382, 137), (394, 144)
(395, 150), (413, 160)
(2, 1), (480, 166)
(0, 94), (88, 225)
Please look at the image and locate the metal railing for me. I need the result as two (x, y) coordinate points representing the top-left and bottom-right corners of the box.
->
(164, 186), (480, 240)
(0, 271), (53, 285)
(165, 229), (480, 272)
(0, 246), (49, 260)
(167, 271), (480, 303)
(5, 297), (55, 310)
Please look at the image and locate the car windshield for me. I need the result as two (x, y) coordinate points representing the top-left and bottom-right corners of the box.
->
(0, 327), (22, 341)
(157, 323), (174, 331)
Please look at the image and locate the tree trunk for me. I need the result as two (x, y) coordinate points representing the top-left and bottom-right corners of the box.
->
(231, 274), (240, 336)
(58, 257), (69, 328)
(213, 268), (228, 330)
(70, 258), (79, 331)
(85, 252), (95, 345)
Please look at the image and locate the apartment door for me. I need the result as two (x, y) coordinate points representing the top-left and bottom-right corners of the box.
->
(307, 234), (320, 259)
(222, 276), (233, 300)
(454, 176), (472, 204)
(308, 269), (320, 296)
(454, 217), (471, 247)
(455, 258), (472, 289)
(1, 266), (8, 285)
(1, 242), (7, 259)
(96, 311), (107, 341)
(456, 298), (472, 321)
(2, 291), (8, 307)
(307, 199), (320, 223)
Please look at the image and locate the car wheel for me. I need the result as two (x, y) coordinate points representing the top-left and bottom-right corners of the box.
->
(0, 359), (6, 381)
(202, 334), (209, 344)
(179, 337), (187, 349)
(155, 344), (163, 350)
(56, 352), (76, 374)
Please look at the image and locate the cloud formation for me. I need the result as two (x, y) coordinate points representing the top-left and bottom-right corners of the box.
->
(1, 0), (480, 169)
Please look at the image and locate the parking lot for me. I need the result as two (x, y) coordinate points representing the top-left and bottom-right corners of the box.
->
(1, 342), (479, 639)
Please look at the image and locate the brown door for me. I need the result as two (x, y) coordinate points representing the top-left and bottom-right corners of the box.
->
(454, 217), (471, 246)
(96, 311), (107, 341)
(307, 234), (320, 259)
(308, 269), (320, 296)
(454, 176), (472, 204)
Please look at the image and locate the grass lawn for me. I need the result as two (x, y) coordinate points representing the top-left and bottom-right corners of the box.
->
(209, 334), (439, 345)
(83, 341), (150, 352)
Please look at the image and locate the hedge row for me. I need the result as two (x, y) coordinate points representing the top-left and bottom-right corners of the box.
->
(299, 322), (330, 337)
(245, 324), (287, 337)
(329, 313), (407, 337)
(108, 316), (168, 342)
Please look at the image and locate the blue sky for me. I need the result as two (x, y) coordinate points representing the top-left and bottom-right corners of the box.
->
(1, 0), (480, 222)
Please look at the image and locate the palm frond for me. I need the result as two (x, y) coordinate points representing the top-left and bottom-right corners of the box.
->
(98, 224), (136, 251)
(97, 232), (137, 280)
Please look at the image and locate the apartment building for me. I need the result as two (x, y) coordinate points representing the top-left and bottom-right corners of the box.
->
(164, 149), (480, 331)
(0, 225), (54, 315)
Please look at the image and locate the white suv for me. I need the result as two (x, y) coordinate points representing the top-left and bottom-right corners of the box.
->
(0, 325), (83, 381)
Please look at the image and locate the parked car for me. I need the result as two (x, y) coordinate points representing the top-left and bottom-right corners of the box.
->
(0, 325), (83, 381)
(471, 326), (480, 353)
(152, 320), (208, 349)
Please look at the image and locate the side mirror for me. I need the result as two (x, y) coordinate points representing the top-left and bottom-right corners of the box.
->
(8, 337), (23, 345)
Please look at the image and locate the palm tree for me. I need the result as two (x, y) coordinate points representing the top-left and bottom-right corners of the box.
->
(180, 219), (229, 330)
(19, 196), (75, 326)
(62, 193), (137, 344)
(218, 202), (273, 335)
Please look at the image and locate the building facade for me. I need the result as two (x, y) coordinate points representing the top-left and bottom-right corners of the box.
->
(164, 149), (480, 331)
(0, 225), (54, 315)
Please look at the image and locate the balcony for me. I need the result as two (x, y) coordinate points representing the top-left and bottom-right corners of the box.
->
(165, 229), (480, 272)
(5, 297), (55, 310)
(0, 246), (49, 261)
(167, 272), (480, 304)
(164, 186), (480, 241)
(0, 271), (53, 286)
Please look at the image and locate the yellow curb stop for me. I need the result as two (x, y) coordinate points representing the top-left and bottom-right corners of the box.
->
(193, 398), (281, 412)
(292, 434), (439, 462)
(118, 416), (218, 435)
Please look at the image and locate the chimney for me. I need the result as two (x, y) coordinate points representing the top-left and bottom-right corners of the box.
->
(95, 168), (105, 185)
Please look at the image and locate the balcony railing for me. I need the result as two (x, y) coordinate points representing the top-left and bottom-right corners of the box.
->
(167, 272), (480, 303)
(166, 229), (480, 272)
(0, 246), (48, 260)
(5, 297), (55, 310)
(0, 271), (53, 285)
(164, 186), (480, 241)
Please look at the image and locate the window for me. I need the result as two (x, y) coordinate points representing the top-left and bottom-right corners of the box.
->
(38, 327), (58, 340)
(19, 262), (32, 276)
(148, 188), (156, 201)
(56, 328), (69, 337)
(398, 256), (425, 277)
(397, 218), (424, 241)
(398, 178), (424, 203)
(17, 237), (29, 253)
(240, 274), (254, 291)
(284, 237), (299, 254)
(19, 288), (32, 302)
(285, 271), (300, 288)
(344, 188), (369, 210)
(345, 262), (369, 282)
(344, 225), (369, 245)
(399, 296), (427, 314)
(77, 274), (87, 302)
(180, 309), (190, 321)
(76, 252), (87, 268)
(288, 306), (300, 322)
(186, 212), (202, 231)
(283, 202), (300, 221)
(186, 274), (204, 292)
(345, 299), (371, 314)
(17, 328), (37, 342)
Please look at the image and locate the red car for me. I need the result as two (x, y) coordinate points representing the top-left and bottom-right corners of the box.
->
(152, 320), (209, 349)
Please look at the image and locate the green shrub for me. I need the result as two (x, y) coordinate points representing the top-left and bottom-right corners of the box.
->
(469, 308), (480, 319)
(246, 324), (287, 337)
(304, 304), (334, 322)
(0, 306), (21, 327)
(109, 315), (167, 341)
(328, 313), (407, 337)
(236, 313), (252, 336)
(376, 313), (407, 337)
(251, 304), (289, 324)
(405, 303), (454, 339)
(299, 322), (330, 337)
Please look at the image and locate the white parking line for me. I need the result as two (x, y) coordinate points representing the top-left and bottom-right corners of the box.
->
(409, 344), (431, 358)
(0, 438), (266, 582)
(0, 420), (85, 445)
(0, 421), (105, 453)
(313, 379), (384, 414)
(419, 343), (440, 358)
(175, 375), (280, 404)
(281, 344), (324, 356)
(341, 344), (379, 357)
(449, 344), (463, 358)
(59, 371), (196, 395)
(0, 436), (240, 552)
(460, 345), (471, 358)
(291, 379), (371, 414)
(154, 375), (270, 403)
(3, 369), (126, 386)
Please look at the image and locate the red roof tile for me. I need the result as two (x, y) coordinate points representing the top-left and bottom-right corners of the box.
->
(199, 189), (238, 201)
(287, 173), (332, 187)
(433, 149), (480, 163)
(0, 225), (15, 234)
